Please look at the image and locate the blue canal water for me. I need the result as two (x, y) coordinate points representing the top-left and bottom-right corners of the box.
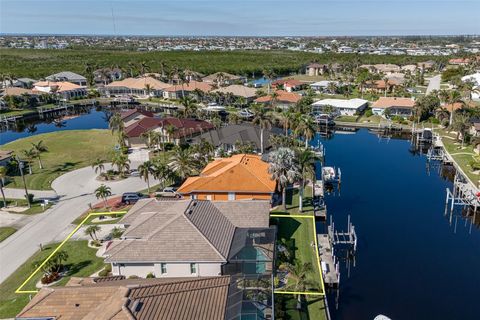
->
(314, 129), (480, 320)
(0, 109), (110, 145)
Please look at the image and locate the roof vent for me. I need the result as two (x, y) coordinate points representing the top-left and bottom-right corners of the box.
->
(75, 303), (80, 307)
(188, 209), (194, 215)
(132, 301), (143, 312)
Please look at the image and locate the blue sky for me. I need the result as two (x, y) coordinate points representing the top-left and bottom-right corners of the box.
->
(0, 0), (479, 36)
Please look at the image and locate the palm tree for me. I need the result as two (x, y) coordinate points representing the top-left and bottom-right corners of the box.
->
(144, 83), (154, 98)
(152, 161), (174, 190)
(268, 148), (300, 210)
(85, 225), (101, 241)
(252, 105), (273, 154)
(111, 152), (131, 176)
(180, 96), (197, 118)
(0, 166), (7, 208)
(165, 124), (176, 143)
(138, 160), (155, 193)
(279, 260), (315, 309)
(140, 130), (157, 149)
(296, 148), (316, 212)
(22, 148), (36, 174)
(91, 158), (105, 176)
(94, 184), (112, 208)
(462, 79), (480, 101)
(109, 113), (124, 136)
(262, 69), (276, 94)
(169, 147), (198, 180)
(452, 112), (471, 146)
(31, 140), (48, 169)
(228, 112), (241, 125)
(295, 115), (316, 148)
(139, 61), (150, 76)
(446, 90), (464, 126)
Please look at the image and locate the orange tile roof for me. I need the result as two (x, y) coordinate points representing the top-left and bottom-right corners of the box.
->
(255, 90), (301, 104)
(34, 81), (85, 92)
(177, 154), (276, 194)
(163, 80), (212, 93)
(372, 97), (415, 109)
(106, 77), (170, 90)
(2, 87), (35, 96)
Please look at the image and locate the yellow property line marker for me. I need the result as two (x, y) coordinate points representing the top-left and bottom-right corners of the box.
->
(270, 213), (326, 296)
(15, 211), (127, 294)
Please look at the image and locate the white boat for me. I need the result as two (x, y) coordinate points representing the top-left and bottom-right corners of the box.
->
(322, 167), (336, 182)
(374, 315), (392, 320)
(203, 103), (226, 112)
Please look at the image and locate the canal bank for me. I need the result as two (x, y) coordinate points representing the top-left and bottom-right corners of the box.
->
(314, 129), (480, 320)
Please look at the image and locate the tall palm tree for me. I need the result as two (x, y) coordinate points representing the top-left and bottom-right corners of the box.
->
(139, 61), (150, 76)
(137, 160), (155, 193)
(180, 96), (197, 118)
(109, 113), (124, 136)
(22, 148), (36, 174)
(252, 105), (273, 154)
(165, 124), (176, 143)
(295, 115), (316, 148)
(144, 83), (154, 98)
(152, 161), (174, 190)
(140, 130), (157, 149)
(91, 158), (105, 176)
(262, 69), (276, 94)
(85, 225), (101, 241)
(462, 79), (480, 101)
(296, 148), (316, 212)
(279, 260), (315, 309)
(31, 140), (48, 169)
(446, 90), (464, 126)
(111, 152), (130, 176)
(452, 112), (471, 146)
(94, 184), (112, 208)
(268, 148), (300, 210)
(169, 147), (198, 180)
(0, 166), (7, 208)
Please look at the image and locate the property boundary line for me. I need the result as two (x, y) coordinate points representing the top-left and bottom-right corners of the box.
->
(270, 213), (325, 296)
(15, 211), (127, 294)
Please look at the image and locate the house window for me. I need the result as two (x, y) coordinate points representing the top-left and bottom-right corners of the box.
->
(191, 194), (197, 200)
(228, 192), (236, 200)
(160, 263), (167, 274)
(190, 263), (197, 274)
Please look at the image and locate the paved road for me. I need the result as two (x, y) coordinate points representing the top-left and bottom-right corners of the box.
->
(0, 161), (152, 283)
(426, 74), (441, 95)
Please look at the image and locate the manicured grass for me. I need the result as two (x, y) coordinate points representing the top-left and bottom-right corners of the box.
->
(336, 115), (358, 123)
(1, 130), (117, 190)
(271, 186), (326, 320)
(0, 227), (16, 242)
(0, 240), (104, 318)
(1, 199), (53, 215)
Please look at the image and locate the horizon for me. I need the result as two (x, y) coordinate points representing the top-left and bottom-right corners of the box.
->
(1, 0), (480, 37)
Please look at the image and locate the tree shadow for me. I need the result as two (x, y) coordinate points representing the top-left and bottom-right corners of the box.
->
(52, 161), (81, 173)
(64, 260), (93, 276)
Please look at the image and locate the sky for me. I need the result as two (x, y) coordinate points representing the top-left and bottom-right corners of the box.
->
(0, 0), (479, 36)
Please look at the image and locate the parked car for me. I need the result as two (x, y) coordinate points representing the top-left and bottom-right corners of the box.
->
(155, 187), (180, 198)
(121, 192), (147, 204)
(239, 109), (254, 119)
(129, 169), (140, 177)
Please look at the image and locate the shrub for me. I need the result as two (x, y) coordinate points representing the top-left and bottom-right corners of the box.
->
(128, 275), (139, 279)
(146, 272), (156, 278)
(104, 264), (112, 272)
(41, 272), (60, 284)
(98, 269), (109, 277)
(90, 240), (101, 247)
(111, 227), (124, 239)
(428, 117), (440, 124)
(25, 193), (34, 204)
(364, 109), (373, 117)
(469, 160), (480, 171)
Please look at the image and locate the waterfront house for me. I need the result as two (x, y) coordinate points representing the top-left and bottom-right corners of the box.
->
(202, 72), (246, 86)
(254, 90), (301, 109)
(312, 98), (369, 116)
(360, 64), (401, 74)
(192, 123), (281, 154)
(212, 85), (257, 102)
(177, 154), (276, 201)
(45, 71), (87, 86)
(162, 80), (213, 99)
(310, 80), (341, 93)
(120, 108), (154, 127)
(105, 199), (273, 279)
(33, 81), (87, 100)
(93, 67), (123, 85)
(102, 77), (170, 98)
(271, 79), (305, 92)
(16, 276), (233, 320)
(371, 97), (415, 118)
(364, 78), (403, 95)
(306, 62), (328, 76)
(461, 73), (480, 100)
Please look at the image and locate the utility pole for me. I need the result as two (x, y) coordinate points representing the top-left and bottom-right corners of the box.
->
(16, 156), (31, 208)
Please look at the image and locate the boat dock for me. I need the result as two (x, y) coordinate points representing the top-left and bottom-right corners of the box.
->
(317, 234), (340, 286)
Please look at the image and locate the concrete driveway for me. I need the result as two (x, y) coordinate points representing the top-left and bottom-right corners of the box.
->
(0, 161), (152, 283)
(426, 74), (441, 95)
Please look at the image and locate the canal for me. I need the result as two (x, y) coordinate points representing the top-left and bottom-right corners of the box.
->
(0, 108), (110, 145)
(316, 129), (480, 320)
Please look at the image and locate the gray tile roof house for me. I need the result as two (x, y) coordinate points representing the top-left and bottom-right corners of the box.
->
(192, 123), (282, 153)
(105, 199), (273, 278)
(45, 71), (87, 86)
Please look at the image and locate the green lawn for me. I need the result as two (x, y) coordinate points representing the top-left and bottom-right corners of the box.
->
(1, 199), (53, 215)
(336, 115), (359, 123)
(72, 209), (128, 225)
(0, 240), (104, 318)
(1, 130), (117, 190)
(271, 187), (327, 320)
(0, 227), (16, 242)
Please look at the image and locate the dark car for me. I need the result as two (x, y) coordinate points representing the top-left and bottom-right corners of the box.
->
(121, 192), (147, 204)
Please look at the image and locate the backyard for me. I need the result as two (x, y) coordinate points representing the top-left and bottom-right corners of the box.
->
(0, 240), (104, 318)
(271, 187), (327, 320)
(1, 129), (117, 190)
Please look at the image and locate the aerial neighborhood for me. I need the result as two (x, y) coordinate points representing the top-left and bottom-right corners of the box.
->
(1, 33), (480, 320)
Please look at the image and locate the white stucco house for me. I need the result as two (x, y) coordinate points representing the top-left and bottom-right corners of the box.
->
(104, 199), (274, 279)
(312, 98), (369, 116)
(371, 97), (415, 118)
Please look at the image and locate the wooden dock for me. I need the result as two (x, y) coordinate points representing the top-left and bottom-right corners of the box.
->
(317, 234), (339, 286)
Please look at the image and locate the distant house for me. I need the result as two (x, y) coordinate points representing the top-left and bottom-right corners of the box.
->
(45, 71), (87, 86)
(254, 90), (301, 109)
(10, 78), (37, 89)
(202, 72), (246, 86)
(306, 63), (327, 76)
(16, 276), (236, 320)
(105, 199), (274, 279)
(470, 121), (480, 138)
(124, 116), (214, 146)
(364, 78), (403, 94)
(102, 77), (170, 98)
(449, 58), (471, 66)
(417, 61), (436, 71)
(371, 97), (415, 118)
(212, 85), (257, 102)
(33, 81), (87, 100)
(162, 81), (213, 99)
(271, 79), (305, 92)
(93, 68), (123, 85)
(312, 98), (369, 116)
(310, 80), (341, 93)
(192, 123), (281, 154)
(0, 87), (36, 98)
(0, 150), (13, 166)
(361, 64), (401, 74)
(178, 154), (276, 201)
